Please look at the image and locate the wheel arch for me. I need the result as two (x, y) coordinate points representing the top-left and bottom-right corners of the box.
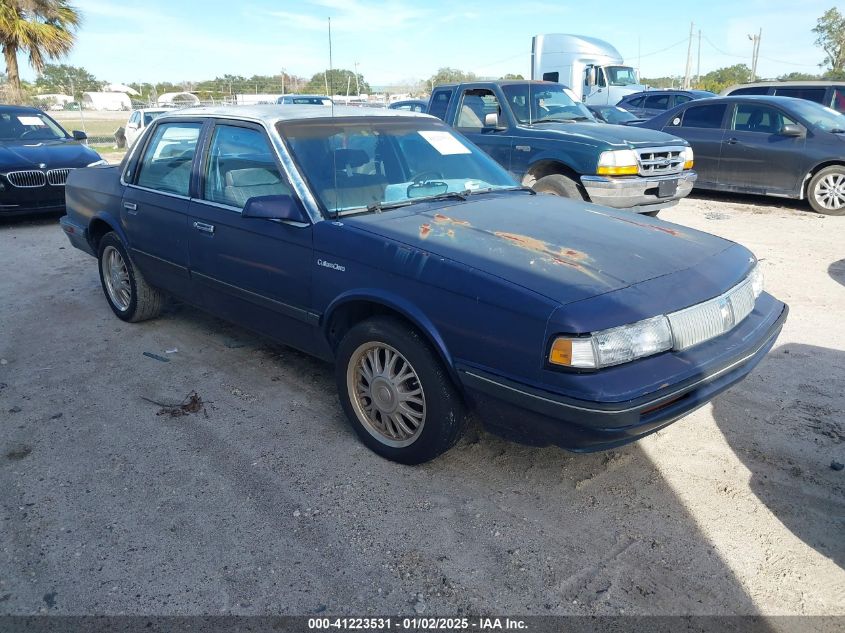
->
(322, 291), (460, 386)
(802, 161), (845, 199)
(87, 213), (128, 253)
(521, 158), (582, 187)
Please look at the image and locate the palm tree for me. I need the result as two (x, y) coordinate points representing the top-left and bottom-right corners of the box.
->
(0, 1), (80, 103)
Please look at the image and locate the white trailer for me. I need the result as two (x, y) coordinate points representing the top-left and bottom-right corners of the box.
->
(531, 34), (645, 105)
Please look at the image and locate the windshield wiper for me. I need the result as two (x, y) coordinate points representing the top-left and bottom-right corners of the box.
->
(530, 117), (577, 124)
(364, 199), (417, 213)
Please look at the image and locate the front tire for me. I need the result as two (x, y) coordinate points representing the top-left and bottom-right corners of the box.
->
(97, 232), (164, 322)
(532, 173), (587, 200)
(335, 317), (467, 464)
(807, 166), (845, 216)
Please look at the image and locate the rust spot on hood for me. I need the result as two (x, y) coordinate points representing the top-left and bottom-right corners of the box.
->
(604, 214), (686, 238)
(494, 232), (590, 266)
(419, 223), (431, 239)
(433, 213), (471, 226)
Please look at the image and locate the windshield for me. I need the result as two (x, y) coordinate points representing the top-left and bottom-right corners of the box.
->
(605, 66), (639, 87)
(278, 118), (517, 215)
(596, 106), (638, 124)
(786, 99), (845, 132)
(143, 111), (166, 126)
(0, 111), (67, 141)
(502, 84), (595, 124)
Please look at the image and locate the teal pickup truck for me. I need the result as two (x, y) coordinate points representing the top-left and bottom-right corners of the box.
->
(428, 80), (697, 214)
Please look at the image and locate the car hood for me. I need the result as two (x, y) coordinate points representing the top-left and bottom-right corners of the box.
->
(522, 121), (686, 149)
(0, 139), (101, 170)
(344, 194), (734, 305)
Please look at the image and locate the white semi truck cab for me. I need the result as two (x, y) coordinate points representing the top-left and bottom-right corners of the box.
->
(531, 34), (645, 106)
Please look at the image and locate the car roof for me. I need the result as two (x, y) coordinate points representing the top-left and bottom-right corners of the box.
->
(157, 104), (432, 124)
(683, 94), (828, 107)
(281, 94), (331, 99)
(623, 89), (713, 99)
(0, 104), (41, 114)
(726, 80), (845, 90)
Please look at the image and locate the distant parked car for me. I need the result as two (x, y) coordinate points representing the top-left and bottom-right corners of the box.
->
(277, 94), (333, 106)
(618, 90), (716, 119)
(723, 81), (845, 113)
(0, 105), (104, 216)
(636, 95), (845, 215)
(125, 108), (168, 148)
(388, 99), (428, 113)
(587, 105), (643, 125)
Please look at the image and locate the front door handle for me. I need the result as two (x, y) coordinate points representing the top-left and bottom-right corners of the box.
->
(123, 201), (137, 214)
(724, 137), (739, 145)
(193, 221), (215, 234)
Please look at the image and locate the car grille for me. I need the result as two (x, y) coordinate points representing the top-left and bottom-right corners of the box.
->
(637, 146), (686, 176)
(6, 170), (47, 188)
(47, 168), (73, 186)
(668, 276), (757, 350)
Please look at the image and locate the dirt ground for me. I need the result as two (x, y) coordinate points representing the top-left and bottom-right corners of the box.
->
(0, 192), (843, 619)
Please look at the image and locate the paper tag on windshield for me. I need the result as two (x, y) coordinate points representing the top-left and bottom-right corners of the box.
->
(17, 116), (46, 126)
(418, 130), (471, 155)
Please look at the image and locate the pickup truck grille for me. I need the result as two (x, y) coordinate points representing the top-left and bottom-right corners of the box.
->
(6, 170), (47, 188)
(47, 168), (73, 186)
(636, 147), (686, 176)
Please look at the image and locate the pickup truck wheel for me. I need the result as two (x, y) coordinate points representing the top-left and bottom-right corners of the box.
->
(532, 173), (586, 200)
(97, 232), (163, 322)
(336, 317), (467, 464)
(807, 166), (845, 215)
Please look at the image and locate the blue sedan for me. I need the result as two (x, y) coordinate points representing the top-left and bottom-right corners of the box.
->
(59, 105), (787, 463)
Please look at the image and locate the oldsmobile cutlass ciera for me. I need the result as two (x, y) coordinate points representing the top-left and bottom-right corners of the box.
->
(60, 106), (788, 464)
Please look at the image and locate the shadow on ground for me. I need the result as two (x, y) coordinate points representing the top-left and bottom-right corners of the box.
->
(712, 343), (845, 569)
(829, 259), (845, 288)
(688, 190), (809, 213)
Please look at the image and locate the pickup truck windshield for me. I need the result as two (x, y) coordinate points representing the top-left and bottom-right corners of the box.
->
(277, 118), (516, 215)
(502, 84), (595, 124)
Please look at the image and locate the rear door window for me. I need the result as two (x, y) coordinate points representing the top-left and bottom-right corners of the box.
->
(774, 87), (827, 103)
(677, 103), (727, 128)
(643, 94), (671, 110)
(135, 122), (202, 196)
(427, 89), (453, 121)
(625, 96), (645, 108)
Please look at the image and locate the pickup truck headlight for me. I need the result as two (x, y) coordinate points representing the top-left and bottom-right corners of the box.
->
(550, 315), (673, 369)
(682, 147), (694, 170)
(597, 149), (639, 176)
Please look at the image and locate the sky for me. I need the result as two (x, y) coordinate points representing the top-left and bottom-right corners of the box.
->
(15, 0), (834, 89)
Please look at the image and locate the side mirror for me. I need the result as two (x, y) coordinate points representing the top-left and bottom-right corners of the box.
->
(72, 130), (87, 141)
(781, 124), (804, 137)
(484, 112), (505, 129)
(242, 194), (309, 223)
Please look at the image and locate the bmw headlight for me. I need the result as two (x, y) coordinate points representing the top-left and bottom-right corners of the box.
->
(87, 159), (108, 167)
(549, 315), (673, 369)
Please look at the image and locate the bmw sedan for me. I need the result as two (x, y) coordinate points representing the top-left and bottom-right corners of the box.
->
(0, 105), (104, 216)
(637, 95), (845, 215)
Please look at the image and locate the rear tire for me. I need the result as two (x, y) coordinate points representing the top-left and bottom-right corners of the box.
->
(532, 173), (587, 200)
(335, 317), (467, 464)
(97, 232), (164, 322)
(807, 166), (845, 215)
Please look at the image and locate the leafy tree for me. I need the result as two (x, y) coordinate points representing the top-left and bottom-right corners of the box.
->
(499, 73), (524, 80)
(428, 67), (477, 88)
(776, 71), (821, 81)
(641, 76), (684, 89)
(699, 64), (752, 93)
(35, 63), (98, 97)
(0, 0), (81, 103)
(813, 7), (845, 73)
(304, 68), (369, 96)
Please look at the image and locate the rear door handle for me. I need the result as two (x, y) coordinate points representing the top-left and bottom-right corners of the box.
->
(724, 137), (739, 145)
(193, 221), (215, 234)
(123, 201), (137, 214)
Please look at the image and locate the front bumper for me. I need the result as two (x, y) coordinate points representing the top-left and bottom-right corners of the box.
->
(581, 170), (696, 213)
(458, 300), (787, 452)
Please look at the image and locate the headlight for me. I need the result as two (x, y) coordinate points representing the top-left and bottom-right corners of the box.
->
(749, 262), (764, 298)
(549, 315), (673, 369)
(681, 146), (694, 170)
(597, 149), (639, 176)
(87, 159), (108, 167)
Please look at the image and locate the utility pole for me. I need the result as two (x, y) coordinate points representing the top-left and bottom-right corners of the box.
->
(281, 68), (285, 95)
(683, 21), (694, 89)
(696, 29), (701, 87)
(748, 29), (762, 81)
(327, 17), (333, 96)
(354, 61), (360, 95)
